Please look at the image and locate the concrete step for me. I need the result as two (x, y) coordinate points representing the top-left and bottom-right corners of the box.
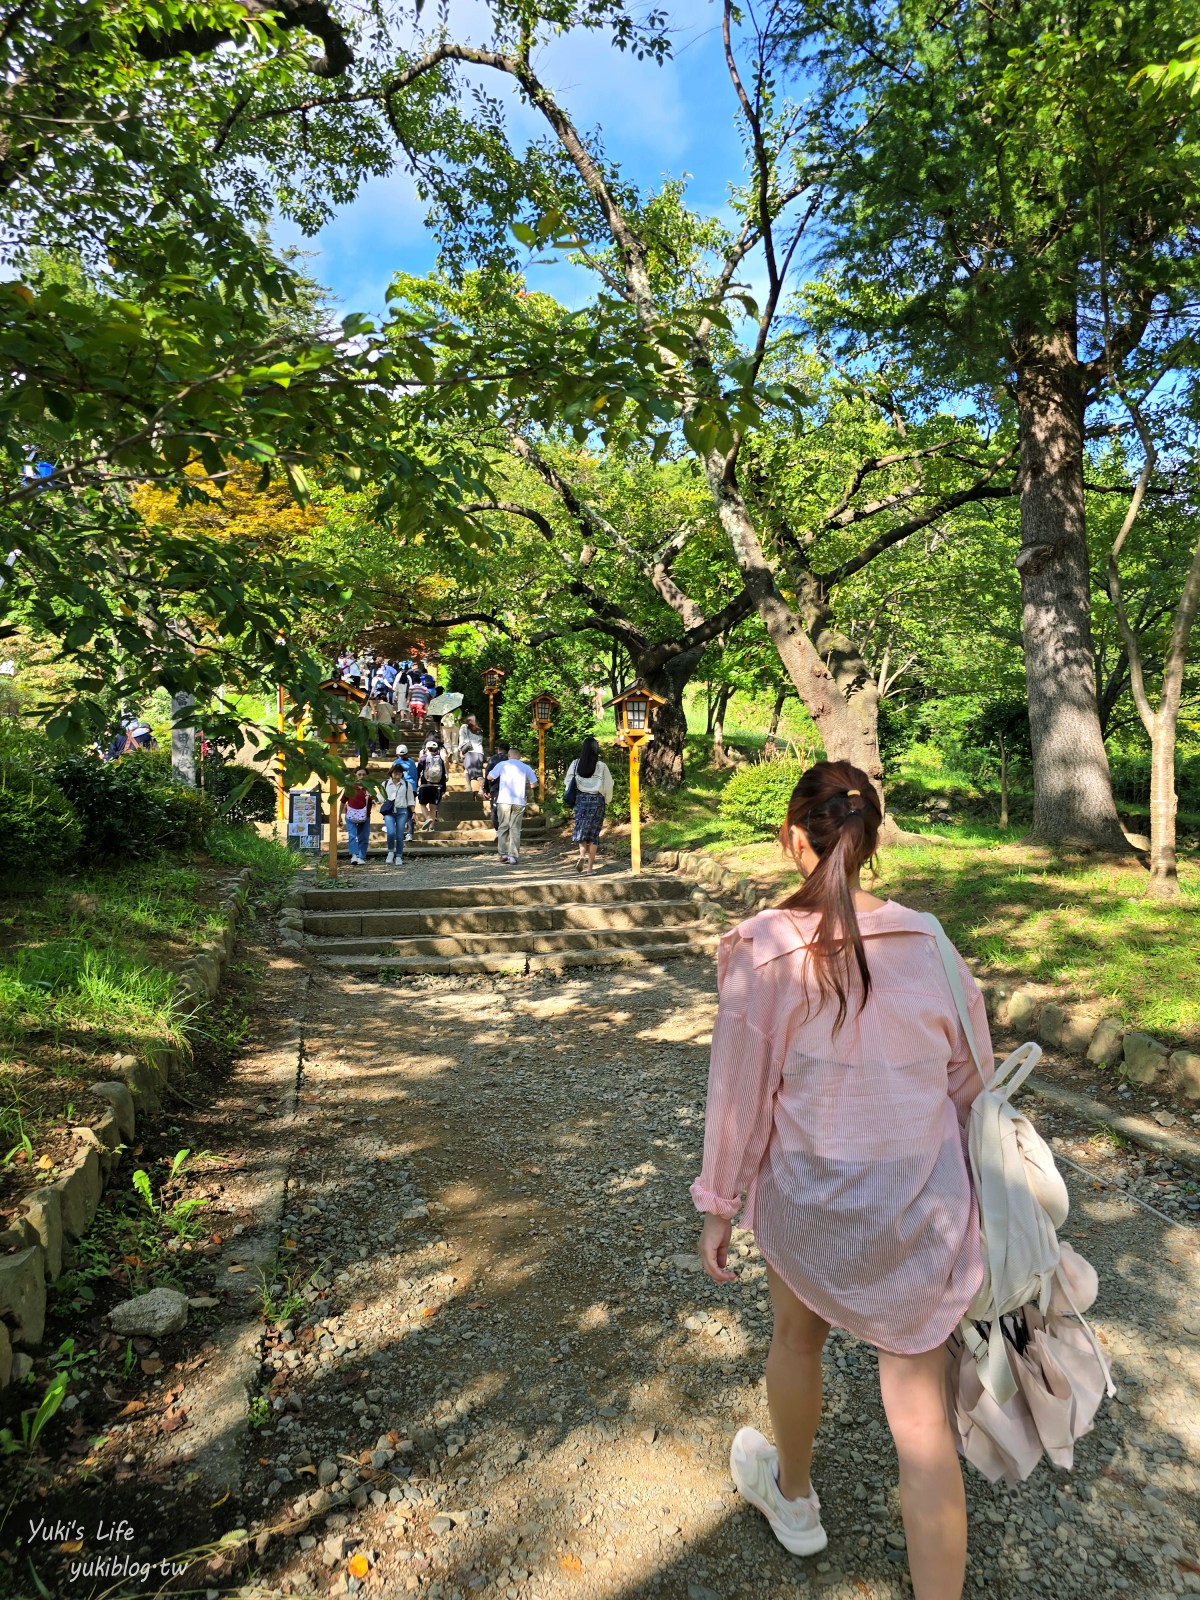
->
(301, 878), (694, 911)
(302, 898), (702, 940)
(308, 922), (701, 961)
(316, 933), (719, 976)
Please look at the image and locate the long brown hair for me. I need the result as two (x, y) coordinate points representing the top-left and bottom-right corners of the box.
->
(778, 760), (882, 1032)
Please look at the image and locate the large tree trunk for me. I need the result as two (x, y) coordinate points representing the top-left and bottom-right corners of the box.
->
(1014, 325), (1127, 850)
(641, 648), (702, 791)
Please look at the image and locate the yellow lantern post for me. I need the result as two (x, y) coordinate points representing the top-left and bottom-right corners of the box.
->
(606, 682), (666, 874)
(275, 683), (287, 823)
(531, 692), (560, 802)
(482, 666), (506, 749)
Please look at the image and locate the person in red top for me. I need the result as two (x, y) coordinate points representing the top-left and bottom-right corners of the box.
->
(408, 679), (430, 727)
(340, 768), (373, 864)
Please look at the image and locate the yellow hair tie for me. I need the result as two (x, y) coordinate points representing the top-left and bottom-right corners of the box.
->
(846, 789), (861, 796)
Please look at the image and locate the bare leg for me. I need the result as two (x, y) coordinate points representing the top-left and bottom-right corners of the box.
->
(764, 1264), (830, 1500)
(585, 841), (598, 870)
(877, 1345), (967, 1600)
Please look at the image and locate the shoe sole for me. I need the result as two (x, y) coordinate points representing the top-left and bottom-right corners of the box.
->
(729, 1439), (828, 1557)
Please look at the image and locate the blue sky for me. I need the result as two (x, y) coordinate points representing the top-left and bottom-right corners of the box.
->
(274, 0), (748, 319)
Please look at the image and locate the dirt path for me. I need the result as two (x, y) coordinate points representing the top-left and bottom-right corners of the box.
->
(6, 862), (1198, 1600)
(234, 945), (1200, 1600)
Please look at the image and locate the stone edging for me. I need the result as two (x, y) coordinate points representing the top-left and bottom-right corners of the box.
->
(646, 845), (1200, 1107)
(0, 867), (253, 1392)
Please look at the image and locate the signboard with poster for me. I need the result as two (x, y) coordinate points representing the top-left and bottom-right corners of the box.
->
(287, 787), (323, 851)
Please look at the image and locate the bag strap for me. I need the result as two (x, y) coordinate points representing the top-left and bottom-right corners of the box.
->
(920, 913), (988, 1090)
(922, 913), (1044, 1100)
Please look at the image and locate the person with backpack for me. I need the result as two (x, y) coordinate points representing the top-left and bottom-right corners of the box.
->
(483, 742), (509, 829)
(381, 759), (416, 865)
(416, 738), (447, 830)
(563, 735), (615, 873)
(340, 767), (373, 865)
(692, 760), (992, 1600)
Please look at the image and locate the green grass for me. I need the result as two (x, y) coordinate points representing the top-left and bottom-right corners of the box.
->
(639, 740), (1200, 1048)
(204, 821), (296, 899)
(0, 822), (287, 1202)
(876, 826), (1200, 1044)
(0, 944), (182, 1055)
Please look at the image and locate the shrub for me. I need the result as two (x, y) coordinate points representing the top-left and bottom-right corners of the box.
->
(200, 757), (276, 824)
(49, 750), (213, 859)
(0, 765), (83, 874)
(719, 759), (805, 837)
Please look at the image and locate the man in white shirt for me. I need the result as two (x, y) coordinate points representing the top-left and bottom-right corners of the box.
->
(493, 746), (538, 864)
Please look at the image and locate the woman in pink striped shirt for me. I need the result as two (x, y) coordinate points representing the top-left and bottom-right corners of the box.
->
(693, 761), (991, 1600)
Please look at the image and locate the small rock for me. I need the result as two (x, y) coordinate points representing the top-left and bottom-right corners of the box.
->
(318, 1459), (340, 1488)
(1152, 1110), (1178, 1127)
(1122, 1032), (1169, 1086)
(430, 1515), (453, 1535)
(108, 1287), (189, 1338)
(687, 1585), (721, 1600)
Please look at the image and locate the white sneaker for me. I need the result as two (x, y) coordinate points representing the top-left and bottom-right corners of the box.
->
(729, 1427), (826, 1556)
(385, 852), (394, 864)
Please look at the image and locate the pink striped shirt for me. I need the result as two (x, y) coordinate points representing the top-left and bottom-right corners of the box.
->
(691, 901), (993, 1354)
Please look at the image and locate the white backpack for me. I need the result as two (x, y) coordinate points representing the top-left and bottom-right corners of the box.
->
(923, 916), (1114, 1413)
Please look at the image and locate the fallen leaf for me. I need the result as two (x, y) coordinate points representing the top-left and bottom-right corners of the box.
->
(140, 1357), (164, 1374)
(59, 1541), (83, 1554)
(36, 1153), (54, 1170)
(162, 1408), (188, 1433)
(348, 1554), (370, 1579)
(227, 1264), (247, 1274)
(421, 1305), (440, 1318)
(284, 1237), (297, 1248)
(467, 1301), (487, 1311)
(118, 1400), (146, 1417)
(560, 1555), (583, 1572)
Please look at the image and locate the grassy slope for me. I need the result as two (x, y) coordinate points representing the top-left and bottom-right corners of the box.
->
(0, 826), (294, 1185)
(641, 745), (1200, 1048)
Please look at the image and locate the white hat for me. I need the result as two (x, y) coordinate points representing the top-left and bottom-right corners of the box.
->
(394, 743), (408, 756)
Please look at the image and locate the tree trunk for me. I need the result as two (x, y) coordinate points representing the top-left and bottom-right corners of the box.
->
(706, 463), (888, 794)
(641, 648), (703, 791)
(705, 681), (718, 736)
(767, 685), (787, 741)
(1014, 325), (1127, 850)
(712, 686), (733, 766)
(999, 733), (1009, 830)
(1147, 717), (1178, 894)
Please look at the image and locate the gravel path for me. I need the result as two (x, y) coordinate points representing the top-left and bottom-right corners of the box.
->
(235, 941), (1200, 1600)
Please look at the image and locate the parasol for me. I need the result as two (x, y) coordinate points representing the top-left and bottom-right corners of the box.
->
(426, 691), (464, 716)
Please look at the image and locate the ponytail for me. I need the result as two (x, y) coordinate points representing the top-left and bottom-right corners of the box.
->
(777, 760), (882, 1032)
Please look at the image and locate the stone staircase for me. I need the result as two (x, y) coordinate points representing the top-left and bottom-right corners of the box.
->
(291, 875), (718, 975)
(348, 786), (548, 860)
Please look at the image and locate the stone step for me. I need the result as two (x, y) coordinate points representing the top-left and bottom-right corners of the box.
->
(308, 922), (701, 961)
(315, 933), (719, 976)
(302, 898), (702, 940)
(301, 878), (693, 911)
(337, 839), (544, 860)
